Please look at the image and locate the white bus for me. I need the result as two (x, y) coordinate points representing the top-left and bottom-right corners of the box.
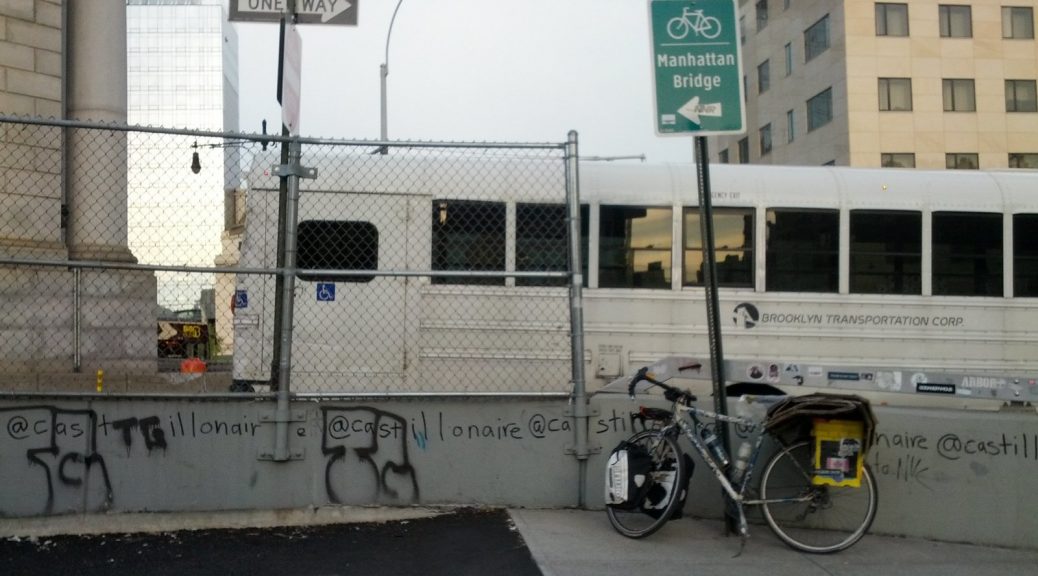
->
(231, 156), (1038, 406)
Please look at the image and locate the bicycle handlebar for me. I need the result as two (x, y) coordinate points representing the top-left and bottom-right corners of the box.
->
(628, 365), (699, 405)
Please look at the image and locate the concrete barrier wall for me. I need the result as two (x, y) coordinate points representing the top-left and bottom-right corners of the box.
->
(0, 395), (1035, 549)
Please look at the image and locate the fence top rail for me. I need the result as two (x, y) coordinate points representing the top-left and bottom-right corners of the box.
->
(0, 114), (568, 151)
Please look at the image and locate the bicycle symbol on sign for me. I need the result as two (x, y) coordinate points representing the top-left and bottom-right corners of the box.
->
(667, 7), (722, 40)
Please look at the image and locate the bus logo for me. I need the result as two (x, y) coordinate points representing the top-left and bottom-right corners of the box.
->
(733, 303), (759, 329)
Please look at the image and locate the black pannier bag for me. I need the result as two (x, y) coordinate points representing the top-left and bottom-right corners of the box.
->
(642, 453), (694, 519)
(604, 440), (655, 509)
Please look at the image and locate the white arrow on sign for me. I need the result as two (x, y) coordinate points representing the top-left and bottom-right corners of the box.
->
(236, 0), (352, 23)
(678, 96), (723, 125)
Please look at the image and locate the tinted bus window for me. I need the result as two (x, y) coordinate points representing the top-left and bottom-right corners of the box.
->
(599, 206), (672, 289)
(766, 209), (838, 292)
(1015, 213), (1038, 297)
(684, 207), (754, 287)
(432, 200), (505, 285)
(297, 220), (378, 283)
(516, 203), (589, 287)
(850, 210), (921, 294)
(933, 212), (1003, 296)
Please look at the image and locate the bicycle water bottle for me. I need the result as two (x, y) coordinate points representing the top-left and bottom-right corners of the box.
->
(701, 427), (730, 467)
(730, 441), (753, 484)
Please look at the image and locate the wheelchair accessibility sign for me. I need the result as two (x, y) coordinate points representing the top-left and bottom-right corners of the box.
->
(316, 283), (336, 302)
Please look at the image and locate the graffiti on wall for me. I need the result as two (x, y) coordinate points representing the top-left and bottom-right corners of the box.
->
(321, 407), (420, 504)
(0, 406), (113, 514)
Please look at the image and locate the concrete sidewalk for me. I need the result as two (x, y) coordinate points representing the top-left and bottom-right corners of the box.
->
(509, 508), (1038, 576)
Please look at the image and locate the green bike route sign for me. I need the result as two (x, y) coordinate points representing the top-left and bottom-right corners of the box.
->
(649, 0), (745, 136)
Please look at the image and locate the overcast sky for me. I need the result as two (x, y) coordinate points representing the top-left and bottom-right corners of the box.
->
(231, 0), (695, 162)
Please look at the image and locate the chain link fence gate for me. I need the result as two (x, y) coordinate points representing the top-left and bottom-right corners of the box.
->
(0, 116), (580, 396)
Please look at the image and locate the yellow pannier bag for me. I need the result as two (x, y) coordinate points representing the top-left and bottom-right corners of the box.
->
(812, 419), (865, 488)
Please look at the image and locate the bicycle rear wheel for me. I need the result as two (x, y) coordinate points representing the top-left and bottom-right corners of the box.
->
(605, 430), (687, 539)
(760, 440), (877, 553)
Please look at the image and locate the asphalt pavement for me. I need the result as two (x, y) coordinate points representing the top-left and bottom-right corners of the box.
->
(3, 507), (1037, 576)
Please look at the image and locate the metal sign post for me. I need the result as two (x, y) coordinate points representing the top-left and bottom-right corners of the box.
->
(649, 0), (745, 533)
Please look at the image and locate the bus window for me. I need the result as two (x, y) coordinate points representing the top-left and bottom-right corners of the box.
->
(599, 206), (672, 289)
(850, 210), (921, 294)
(1014, 213), (1038, 297)
(684, 207), (754, 287)
(297, 220), (378, 283)
(516, 203), (589, 287)
(765, 209), (838, 292)
(933, 212), (1003, 296)
(432, 200), (505, 285)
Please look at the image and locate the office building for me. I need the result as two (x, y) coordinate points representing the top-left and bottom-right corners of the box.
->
(712, 0), (1038, 169)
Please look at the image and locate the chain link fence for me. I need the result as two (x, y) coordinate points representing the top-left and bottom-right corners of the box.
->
(0, 116), (579, 395)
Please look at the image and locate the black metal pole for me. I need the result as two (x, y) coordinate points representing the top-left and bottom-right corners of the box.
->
(694, 136), (734, 533)
(270, 15), (291, 389)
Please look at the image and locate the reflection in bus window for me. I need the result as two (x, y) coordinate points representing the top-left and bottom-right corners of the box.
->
(432, 200), (505, 285)
(933, 212), (1003, 296)
(599, 206), (672, 289)
(297, 220), (378, 283)
(850, 210), (921, 294)
(766, 209), (838, 292)
(1014, 213), (1038, 297)
(516, 203), (589, 287)
(684, 208), (754, 287)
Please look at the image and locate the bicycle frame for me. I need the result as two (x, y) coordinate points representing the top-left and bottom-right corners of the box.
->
(659, 400), (806, 539)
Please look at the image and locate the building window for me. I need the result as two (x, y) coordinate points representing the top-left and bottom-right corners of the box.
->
(432, 200), (505, 285)
(933, 212), (1003, 296)
(876, 3), (909, 36)
(758, 60), (770, 94)
(805, 15), (830, 61)
(850, 210), (922, 294)
(786, 109), (796, 143)
(684, 208), (754, 287)
(756, 0), (769, 31)
(1014, 214), (1038, 296)
(807, 87), (833, 131)
(878, 78), (912, 111)
(939, 4), (972, 37)
(784, 42), (793, 76)
(943, 79), (976, 111)
(1009, 153), (1038, 168)
(766, 209), (838, 292)
(738, 137), (750, 163)
(297, 220), (379, 283)
(881, 153), (916, 168)
(719, 149), (730, 163)
(760, 123), (773, 156)
(740, 14), (747, 45)
(784, 0), (790, 9)
(1006, 79), (1038, 112)
(599, 206), (672, 289)
(1003, 6), (1035, 39)
(946, 153), (979, 169)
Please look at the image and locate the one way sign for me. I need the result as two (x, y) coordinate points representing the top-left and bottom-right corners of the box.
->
(230, 0), (358, 26)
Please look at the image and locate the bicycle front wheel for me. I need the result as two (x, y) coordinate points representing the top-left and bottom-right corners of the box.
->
(605, 430), (686, 539)
(760, 440), (877, 553)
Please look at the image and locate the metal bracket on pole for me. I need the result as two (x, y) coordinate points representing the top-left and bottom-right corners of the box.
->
(564, 402), (601, 456)
(258, 410), (307, 461)
(272, 163), (318, 179)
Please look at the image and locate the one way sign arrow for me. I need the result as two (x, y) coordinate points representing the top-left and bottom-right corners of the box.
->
(230, 0), (358, 26)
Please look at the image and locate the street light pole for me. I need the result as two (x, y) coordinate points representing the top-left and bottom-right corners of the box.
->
(380, 0), (405, 154)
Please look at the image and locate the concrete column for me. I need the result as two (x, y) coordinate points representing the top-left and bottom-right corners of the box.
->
(65, 0), (135, 262)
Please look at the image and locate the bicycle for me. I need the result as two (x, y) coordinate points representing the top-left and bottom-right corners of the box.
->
(604, 361), (878, 554)
(666, 7), (722, 40)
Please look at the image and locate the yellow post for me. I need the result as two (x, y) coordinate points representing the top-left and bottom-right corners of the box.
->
(96, 369), (103, 392)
